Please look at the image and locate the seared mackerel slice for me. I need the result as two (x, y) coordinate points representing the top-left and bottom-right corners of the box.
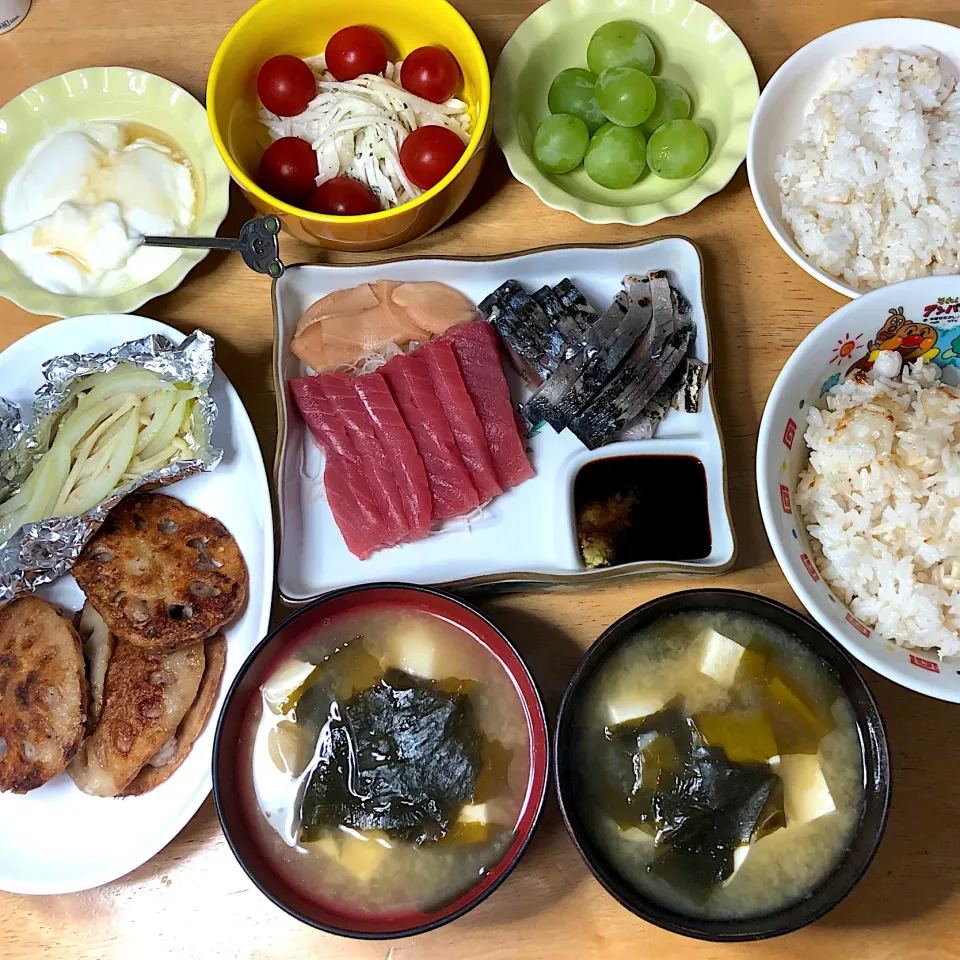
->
(477, 280), (523, 319)
(617, 350), (707, 441)
(553, 279), (598, 333)
(478, 280), (545, 383)
(532, 285), (584, 360)
(479, 280), (565, 383)
(522, 285), (653, 430)
(619, 369), (686, 441)
(569, 324), (695, 449)
(672, 357), (708, 413)
(521, 351), (587, 428)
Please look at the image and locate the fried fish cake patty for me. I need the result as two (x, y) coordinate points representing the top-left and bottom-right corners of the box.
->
(73, 493), (247, 653)
(120, 632), (226, 796)
(68, 636), (205, 797)
(0, 596), (85, 794)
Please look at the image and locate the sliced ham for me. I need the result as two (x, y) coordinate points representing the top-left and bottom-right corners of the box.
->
(443, 322), (535, 490)
(319, 372), (409, 545)
(418, 339), (502, 504)
(288, 377), (389, 560)
(381, 354), (480, 521)
(353, 372), (432, 540)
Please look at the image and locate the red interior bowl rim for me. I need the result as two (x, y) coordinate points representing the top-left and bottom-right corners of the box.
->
(212, 581), (550, 939)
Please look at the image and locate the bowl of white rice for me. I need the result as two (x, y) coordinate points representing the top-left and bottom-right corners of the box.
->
(758, 275), (960, 701)
(747, 19), (960, 298)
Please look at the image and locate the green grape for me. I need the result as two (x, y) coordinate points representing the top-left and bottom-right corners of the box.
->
(646, 119), (710, 179)
(587, 21), (655, 75)
(596, 67), (656, 127)
(548, 68), (606, 133)
(533, 113), (590, 174)
(584, 122), (646, 189)
(640, 77), (692, 138)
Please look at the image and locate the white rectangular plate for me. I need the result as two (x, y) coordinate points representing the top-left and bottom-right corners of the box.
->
(0, 315), (274, 894)
(274, 238), (735, 602)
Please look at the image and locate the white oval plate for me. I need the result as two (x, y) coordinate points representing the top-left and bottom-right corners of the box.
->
(0, 315), (273, 894)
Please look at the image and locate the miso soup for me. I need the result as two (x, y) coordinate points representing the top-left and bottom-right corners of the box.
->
(237, 603), (532, 918)
(570, 610), (865, 920)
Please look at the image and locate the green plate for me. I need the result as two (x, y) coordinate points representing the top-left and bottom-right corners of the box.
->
(493, 0), (759, 225)
(0, 67), (230, 318)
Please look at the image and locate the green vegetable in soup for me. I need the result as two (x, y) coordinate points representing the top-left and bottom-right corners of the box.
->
(300, 669), (483, 845)
(603, 702), (782, 898)
(473, 738), (514, 804)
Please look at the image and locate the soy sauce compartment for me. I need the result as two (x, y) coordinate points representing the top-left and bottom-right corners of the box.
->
(573, 455), (712, 569)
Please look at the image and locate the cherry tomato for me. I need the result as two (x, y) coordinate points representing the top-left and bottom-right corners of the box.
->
(325, 25), (388, 81)
(256, 55), (317, 117)
(399, 125), (466, 190)
(400, 46), (461, 103)
(259, 137), (318, 204)
(308, 177), (381, 216)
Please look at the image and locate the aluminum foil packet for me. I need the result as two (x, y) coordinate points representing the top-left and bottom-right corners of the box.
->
(0, 330), (222, 605)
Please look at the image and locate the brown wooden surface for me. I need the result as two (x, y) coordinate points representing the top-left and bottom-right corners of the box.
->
(1, 0), (959, 957)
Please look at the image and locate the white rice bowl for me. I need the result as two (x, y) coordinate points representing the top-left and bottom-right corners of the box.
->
(776, 47), (960, 293)
(796, 360), (960, 657)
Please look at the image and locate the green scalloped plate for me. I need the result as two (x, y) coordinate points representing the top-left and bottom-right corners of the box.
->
(0, 67), (230, 318)
(493, 0), (759, 225)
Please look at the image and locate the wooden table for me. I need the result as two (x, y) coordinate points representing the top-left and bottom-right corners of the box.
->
(2, 0), (959, 957)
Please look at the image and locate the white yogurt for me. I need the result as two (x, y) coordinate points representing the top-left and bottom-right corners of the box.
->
(0, 122), (197, 296)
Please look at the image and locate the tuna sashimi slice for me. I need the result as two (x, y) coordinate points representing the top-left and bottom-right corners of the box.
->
(381, 354), (480, 521)
(289, 377), (391, 560)
(443, 322), (535, 490)
(319, 372), (409, 545)
(418, 339), (502, 503)
(353, 372), (432, 540)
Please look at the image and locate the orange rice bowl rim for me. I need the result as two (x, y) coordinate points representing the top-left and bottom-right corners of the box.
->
(206, 0), (491, 225)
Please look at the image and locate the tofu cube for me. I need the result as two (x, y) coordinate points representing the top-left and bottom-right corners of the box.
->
(311, 829), (393, 883)
(617, 825), (656, 847)
(698, 628), (746, 686)
(261, 660), (316, 712)
(777, 754), (836, 826)
(722, 844), (752, 886)
(606, 694), (667, 728)
(458, 803), (489, 825)
(383, 629), (437, 680)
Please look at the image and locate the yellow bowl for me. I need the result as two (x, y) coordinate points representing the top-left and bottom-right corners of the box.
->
(206, 0), (491, 251)
(0, 67), (231, 318)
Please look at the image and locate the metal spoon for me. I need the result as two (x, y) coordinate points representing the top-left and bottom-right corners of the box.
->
(140, 215), (285, 277)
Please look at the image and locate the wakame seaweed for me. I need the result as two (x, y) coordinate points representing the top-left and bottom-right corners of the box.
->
(604, 702), (781, 897)
(299, 669), (483, 845)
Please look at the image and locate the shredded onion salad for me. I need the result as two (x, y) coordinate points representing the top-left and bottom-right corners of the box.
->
(0, 364), (199, 544)
(259, 55), (472, 210)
